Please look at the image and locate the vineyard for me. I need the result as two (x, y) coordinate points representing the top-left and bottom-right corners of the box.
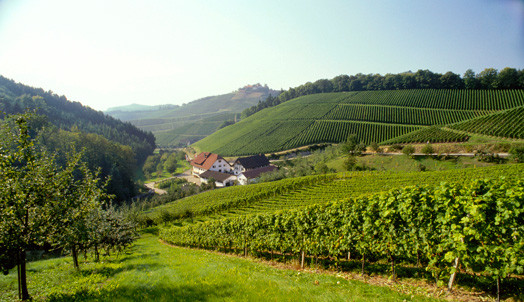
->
(449, 106), (524, 139)
(381, 126), (470, 144)
(161, 177), (524, 298)
(193, 89), (524, 156)
(148, 164), (523, 222)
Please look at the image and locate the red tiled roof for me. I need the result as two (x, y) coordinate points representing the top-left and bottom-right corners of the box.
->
(190, 152), (225, 170)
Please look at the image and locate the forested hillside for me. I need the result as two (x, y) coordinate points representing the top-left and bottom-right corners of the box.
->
(193, 89), (524, 155)
(0, 75), (156, 202)
(0, 75), (156, 163)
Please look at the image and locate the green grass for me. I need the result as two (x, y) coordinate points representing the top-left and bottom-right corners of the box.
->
(0, 234), (439, 301)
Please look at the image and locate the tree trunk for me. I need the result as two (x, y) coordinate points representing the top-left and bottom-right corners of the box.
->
(301, 251), (305, 269)
(94, 244), (100, 263)
(391, 257), (396, 282)
(361, 253), (365, 275)
(496, 276), (501, 302)
(17, 259), (21, 300)
(18, 250), (30, 300)
(448, 257), (460, 291)
(72, 245), (79, 270)
(347, 251), (351, 261)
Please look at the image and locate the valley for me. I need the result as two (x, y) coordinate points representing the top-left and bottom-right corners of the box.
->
(2, 70), (524, 302)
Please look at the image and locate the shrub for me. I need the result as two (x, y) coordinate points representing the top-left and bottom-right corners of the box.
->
(402, 145), (415, 157)
(421, 144), (435, 155)
(509, 145), (524, 162)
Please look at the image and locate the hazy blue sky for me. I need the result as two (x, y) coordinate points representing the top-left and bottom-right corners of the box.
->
(0, 0), (523, 111)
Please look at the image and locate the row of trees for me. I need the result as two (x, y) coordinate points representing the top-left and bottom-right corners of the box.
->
(0, 114), (137, 300)
(242, 67), (524, 118)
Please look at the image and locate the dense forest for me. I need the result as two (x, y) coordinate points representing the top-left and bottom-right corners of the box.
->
(0, 75), (156, 164)
(241, 67), (524, 118)
(0, 76), (157, 202)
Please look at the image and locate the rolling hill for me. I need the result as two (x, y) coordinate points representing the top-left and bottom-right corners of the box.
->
(192, 89), (524, 156)
(106, 84), (280, 147)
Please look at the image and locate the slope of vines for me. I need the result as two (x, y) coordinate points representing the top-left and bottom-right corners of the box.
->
(150, 164), (523, 221)
(193, 90), (524, 156)
(449, 106), (524, 139)
(161, 177), (524, 298)
(381, 126), (470, 145)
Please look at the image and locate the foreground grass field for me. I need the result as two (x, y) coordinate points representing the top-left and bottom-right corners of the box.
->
(0, 234), (439, 302)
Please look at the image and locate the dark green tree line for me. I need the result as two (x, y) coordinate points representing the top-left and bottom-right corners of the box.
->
(242, 67), (524, 118)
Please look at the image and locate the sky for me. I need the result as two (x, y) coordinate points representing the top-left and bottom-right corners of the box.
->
(0, 0), (523, 111)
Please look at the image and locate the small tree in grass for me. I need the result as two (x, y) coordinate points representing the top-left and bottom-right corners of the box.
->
(421, 143), (435, 156)
(509, 145), (524, 162)
(402, 145), (416, 157)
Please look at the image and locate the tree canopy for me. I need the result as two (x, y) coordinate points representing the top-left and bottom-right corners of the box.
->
(0, 113), (137, 300)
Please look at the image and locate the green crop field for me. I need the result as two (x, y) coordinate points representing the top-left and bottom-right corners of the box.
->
(147, 164), (523, 223)
(193, 90), (524, 156)
(449, 106), (524, 139)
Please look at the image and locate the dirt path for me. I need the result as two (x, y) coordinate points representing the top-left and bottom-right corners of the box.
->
(174, 169), (201, 185)
(144, 182), (167, 195)
(145, 169), (201, 195)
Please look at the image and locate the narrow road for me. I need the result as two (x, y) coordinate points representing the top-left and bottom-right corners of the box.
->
(144, 182), (167, 195)
(144, 169), (201, 195)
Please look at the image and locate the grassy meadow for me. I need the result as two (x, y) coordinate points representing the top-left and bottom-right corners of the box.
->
(0, 234), (440, 302)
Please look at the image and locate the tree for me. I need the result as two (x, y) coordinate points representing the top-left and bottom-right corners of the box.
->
(463, 69), (479, 89)
(477, 68), (499, 89)
(164, 153), (178, 174)
(421, 143), (435, 155)
(342, 134), (365, 155)
(497, 67), (519, 89)
(0, 114), (106, 300)
(218, 120), (235, 129)
(402, 145), (415, 157)
(440, 72), (464, 89)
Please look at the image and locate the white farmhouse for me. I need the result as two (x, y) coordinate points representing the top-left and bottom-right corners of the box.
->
(190, 152), (231, 176)
(232, 154), (271, 176)
(238, 165), (278, 185)
(199, 170), (237, 187)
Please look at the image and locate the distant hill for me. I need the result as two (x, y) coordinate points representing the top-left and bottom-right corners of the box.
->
(106, 83), (280, 147)
(106, 103), (179, 112)
(192, 89), (524, 156)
